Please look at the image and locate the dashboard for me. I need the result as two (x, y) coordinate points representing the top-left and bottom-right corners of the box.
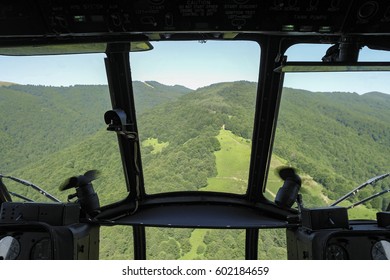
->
(0, 202), (99, 260)
(287, 213), (390, 260)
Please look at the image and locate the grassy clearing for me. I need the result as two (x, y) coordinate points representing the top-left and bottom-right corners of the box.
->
(202, 129), (251, 194)
(191, 128), (377, 258)
(202, 128), (332, 206)
(180, 229), (208, 260)
(142, 137), (169, 154)
(0, 81), (16, 86)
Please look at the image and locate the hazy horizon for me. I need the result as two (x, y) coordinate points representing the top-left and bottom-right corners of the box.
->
(0, 41), (390, 94)
(1, 79), (389, 96)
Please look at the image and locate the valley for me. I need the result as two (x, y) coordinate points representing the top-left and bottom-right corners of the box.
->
(0, 81), (389, 259)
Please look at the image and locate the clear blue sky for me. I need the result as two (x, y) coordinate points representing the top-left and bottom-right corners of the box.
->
(0, 41), (389, 94)
(130, 41), (260, 89)
(284, 44), (390, 94)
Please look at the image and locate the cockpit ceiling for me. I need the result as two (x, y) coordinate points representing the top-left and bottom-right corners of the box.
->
(1, 0), (390, 41)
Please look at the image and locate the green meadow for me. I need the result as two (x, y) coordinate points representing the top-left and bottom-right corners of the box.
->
(202, 128), (250, 194)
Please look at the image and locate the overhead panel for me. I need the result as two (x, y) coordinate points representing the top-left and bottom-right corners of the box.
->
(1, 0), (389, 37)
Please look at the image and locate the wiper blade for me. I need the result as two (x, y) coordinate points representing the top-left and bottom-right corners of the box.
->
(8, 191), (34, 202)
(366, 173), (390, 185)
(331, 173), (389, 206)
(0, 174), (61, 203)
(347, 189), (390, 209)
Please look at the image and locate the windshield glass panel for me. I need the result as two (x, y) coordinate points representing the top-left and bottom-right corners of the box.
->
(130, 41), (260, 194)
(0, 52), (128, 206)
(266, 45), (390, 219)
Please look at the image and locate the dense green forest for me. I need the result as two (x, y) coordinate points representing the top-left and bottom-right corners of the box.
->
(0, 81), (191, 174)
(0, 81), (389, 259)
(274, 88), (390, 207)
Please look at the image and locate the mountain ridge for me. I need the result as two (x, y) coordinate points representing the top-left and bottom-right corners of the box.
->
(0, 81), (18, 86)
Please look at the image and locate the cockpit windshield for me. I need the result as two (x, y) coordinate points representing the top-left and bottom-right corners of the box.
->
(266, 44), (390, 219)
(0, 51), (128, 206)
(130, 41), (260, 194)
(0, 41), (389, 260)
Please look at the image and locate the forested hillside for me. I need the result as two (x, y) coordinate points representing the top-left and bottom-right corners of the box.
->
(274, 88), (390, 208)
(0, 81), (389, 259)
(138, 81), (256, 194)
(132, 81), (192, 110)
(0, 82), (191, 174)
(0, 84), (109, 173)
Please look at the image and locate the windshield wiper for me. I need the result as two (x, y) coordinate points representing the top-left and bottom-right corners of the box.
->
(0, 174), (61, 203)
(330, 173), (389, 207)
(347, 189), (390, 209)
(8, 191), (34, 202)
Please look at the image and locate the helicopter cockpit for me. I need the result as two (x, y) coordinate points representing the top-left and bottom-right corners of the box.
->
(0, 0), (389, 261)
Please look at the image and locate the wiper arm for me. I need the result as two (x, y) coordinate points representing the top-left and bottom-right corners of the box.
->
(8, 191), (34, 202)
(0, 174), (61, 203)
(330, 173), (389, 206)
(366, 173), (390, 185)
(347, 189), (390, 209)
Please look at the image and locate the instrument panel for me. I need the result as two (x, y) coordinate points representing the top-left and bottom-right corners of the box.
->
(287, 221), (390, 260)
(326, 232), (390, 260)
(0, 222), (99, 260)
(0, 231), (52, 260)
(0, 202), (99, 260)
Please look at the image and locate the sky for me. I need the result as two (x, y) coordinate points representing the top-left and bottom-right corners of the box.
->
(0, 41), (390, 94)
